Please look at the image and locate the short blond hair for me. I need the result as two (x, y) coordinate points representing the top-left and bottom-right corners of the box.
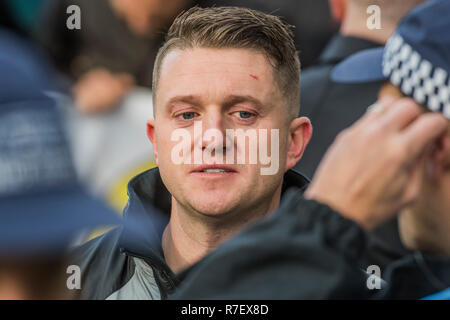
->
(152, 6), (300, 118)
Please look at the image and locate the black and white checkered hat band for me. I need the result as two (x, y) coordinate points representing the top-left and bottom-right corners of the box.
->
(382, 33), (450, 119)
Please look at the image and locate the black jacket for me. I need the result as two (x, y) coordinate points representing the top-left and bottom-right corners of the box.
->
(173, 189), (450, 300)
(295, 35), (411, 269)
(73, 167), (309, 299)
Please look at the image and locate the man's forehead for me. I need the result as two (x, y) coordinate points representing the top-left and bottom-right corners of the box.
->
(160, 47), (273, 78)
(156, 47), (281, 107)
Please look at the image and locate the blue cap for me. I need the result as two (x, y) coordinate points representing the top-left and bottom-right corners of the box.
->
(0, 55), (120, 256)
(331, 0), (450, 118)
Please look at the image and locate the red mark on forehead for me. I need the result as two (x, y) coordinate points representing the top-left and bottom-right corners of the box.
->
(249, 74), (258, 80)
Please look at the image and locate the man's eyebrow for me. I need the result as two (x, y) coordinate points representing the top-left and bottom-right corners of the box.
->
(223, 95), (266, 110)
(167, 95), (201, 106)
(165, 94), (267, 111)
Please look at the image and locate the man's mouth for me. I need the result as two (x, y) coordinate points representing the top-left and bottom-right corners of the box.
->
(191, 165), (237, 174)
(202, 169), (229, 173)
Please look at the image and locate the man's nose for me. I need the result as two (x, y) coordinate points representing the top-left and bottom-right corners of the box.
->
(200, 111), (227, 152)
(190, 110), (233, 157)
(202, 110), (225, 132)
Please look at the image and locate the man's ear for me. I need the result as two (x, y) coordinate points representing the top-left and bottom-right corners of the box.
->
(147, 119), (158, 165)
(329, 0), (347, 23)
(285, 117), (312, 171)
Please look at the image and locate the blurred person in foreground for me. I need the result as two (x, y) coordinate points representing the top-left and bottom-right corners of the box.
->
(73, 6), (313, 300)
(0, 58), (120, 300)
(173, 0), (450, 299)
(37, 0), (191, 114)
(296, 0), (428, 270)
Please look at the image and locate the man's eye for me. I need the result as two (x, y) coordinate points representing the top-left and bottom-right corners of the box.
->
(181, 112), (196, 120)
(236, 111), (255, 119)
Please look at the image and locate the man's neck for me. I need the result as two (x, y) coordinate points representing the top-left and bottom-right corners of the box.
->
(162, 190), (281, 274)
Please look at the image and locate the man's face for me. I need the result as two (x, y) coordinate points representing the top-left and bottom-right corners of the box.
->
(149, 48), (306, 220)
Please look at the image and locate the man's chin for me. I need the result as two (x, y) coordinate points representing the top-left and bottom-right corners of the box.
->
(188, 194), (242, 217)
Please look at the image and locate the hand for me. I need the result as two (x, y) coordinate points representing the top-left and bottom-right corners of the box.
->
(305, 97), (448, 230)
(73, 68), (135, 114)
